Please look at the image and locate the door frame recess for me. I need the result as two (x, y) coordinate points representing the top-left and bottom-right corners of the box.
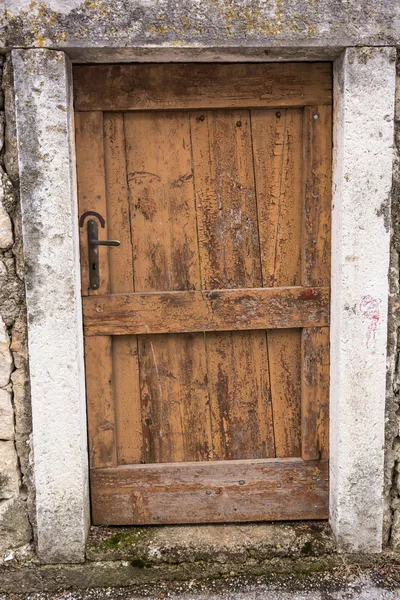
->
(12, 47), (396, 563)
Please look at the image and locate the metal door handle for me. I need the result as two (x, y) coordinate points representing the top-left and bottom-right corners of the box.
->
(87, 218), (120, 290)
(90, 240), (120, 246)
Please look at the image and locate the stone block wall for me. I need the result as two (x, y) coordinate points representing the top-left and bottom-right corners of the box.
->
(0, 54), (33, 557)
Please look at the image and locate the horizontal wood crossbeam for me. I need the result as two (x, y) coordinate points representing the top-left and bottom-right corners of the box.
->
(83, 286), (329, 335)
(91, 458), (329, 524)
(73, 63), (332, 111)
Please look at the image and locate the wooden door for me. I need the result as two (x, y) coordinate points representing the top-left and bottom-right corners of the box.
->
(73, 63), (332, 525)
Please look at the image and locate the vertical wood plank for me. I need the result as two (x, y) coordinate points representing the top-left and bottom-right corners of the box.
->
(104, 112), (134, 294)
(190, 110), (262, 289)
(251, 108), (304, 457)
(124, 112), (212, 463)
(206, 331), (275, 460)
(301, 327), (329, 460)
(301, 105), (332, 460)
(125, 112), (201, 292)
(251, 108), (303, 287)
(190, 110), (275, 460)
(75, 111), (110, 296)
(302, 105), (332, 287)
(103, 112), (142, 465)
(84, 336), (116, 468)
(140, 333), (212, 463)
(267, 329), (302, 458)
(75, 112), (116, 469)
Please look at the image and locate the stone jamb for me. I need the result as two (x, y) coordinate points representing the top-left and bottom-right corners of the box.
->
(12, 49), (89, 564)
(10, 46), (396, 562)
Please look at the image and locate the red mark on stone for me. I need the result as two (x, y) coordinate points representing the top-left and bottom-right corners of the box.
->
(360, 295), (381, 347)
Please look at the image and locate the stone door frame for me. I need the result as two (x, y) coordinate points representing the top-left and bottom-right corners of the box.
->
(11, 46), (396, 563)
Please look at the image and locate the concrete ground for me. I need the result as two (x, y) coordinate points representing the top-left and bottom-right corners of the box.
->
(1, 573), (400, 600)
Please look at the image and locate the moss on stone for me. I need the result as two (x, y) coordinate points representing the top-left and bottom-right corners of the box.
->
(90, 527), (152, 552)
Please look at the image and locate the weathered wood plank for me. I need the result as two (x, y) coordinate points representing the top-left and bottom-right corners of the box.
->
(74, 63), (332, 112)
(112, 336), (142, 465)
(267, 329), (302, 458)
(124, 111), (200, 292)
(85, 336), (116, 469)
(103, 112), (143, 465)
(190, 109), (275, 461)
(301, 327), (330, 461)
(190, 109), (262, 289)
(124, 111), (212, 464)
(75, 111), (110, 296)
(206, 330), (275, 460)
(103, 112), (134, 294)
(251, 108), (303, 287)
(139, 333), (212, 463)
(83, 286), (329, 335)
(302, 105), (332, 287)
(250, 108), (309, 462)
(301, 106), (331, 461)
(91, 458), (329, 525)
(76, 112), (117, 470)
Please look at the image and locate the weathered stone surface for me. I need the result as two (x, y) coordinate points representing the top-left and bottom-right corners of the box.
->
(86, 523), (336, 564)
(2, 0), (400, 58)
(2, 55), (19, 188)
(385, 58), (400, 551)
(0, 52), (33, 557)
(0, 389), (14, 440)
(13, 48), (88, 564)
(0, 441), (20, 499)
(0, 316), (12, 388)
(0, 190), (13, 250)
(0, 497), (31, 555)
(0, 112), (4, 154)
(330, 48), (396, 553)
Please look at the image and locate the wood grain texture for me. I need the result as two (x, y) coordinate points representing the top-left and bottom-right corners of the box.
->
(124, 112), (200, 292)
(267, 329), (302, 458)
(76, 112), (117, 470)
(77, 63), (333, 525)
(103, 113), (143, 465)
(75, 111), (110, 296)
(83, 286), (329, 335)
(85, 336), (116, 469)
(302, 105), (332, 287)
(112, 336), (142, 465)
(206, 330), (275, 460)
(250, 108), (308, 462)
(74, 63), (332, 112)
(251, 108), (303, 287)
(124, 111), (211, 464)
(103, 112), (134, 294)
(190, 110), (261, 289)
(301, 327), (330, 460)
(301, 106), (331, 462)
(189, 109), (276, 463)
(139, 333), (212, 463)
(91, 458), (329, 525)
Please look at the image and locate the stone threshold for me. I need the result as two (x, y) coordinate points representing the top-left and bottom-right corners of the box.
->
(1, 522), (398, 594)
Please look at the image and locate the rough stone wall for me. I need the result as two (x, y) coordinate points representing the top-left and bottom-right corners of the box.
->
(0, 53), (33, 557)
(384, 52), (400, 550)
